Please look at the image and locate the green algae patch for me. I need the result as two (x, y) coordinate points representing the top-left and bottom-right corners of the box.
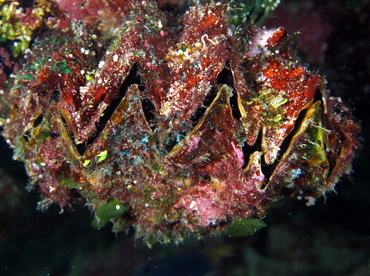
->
(50, 59), (73, 75)
(91, 199), (129, 229)
(60, 176), (80, 189)
(224, 218), (266, 237)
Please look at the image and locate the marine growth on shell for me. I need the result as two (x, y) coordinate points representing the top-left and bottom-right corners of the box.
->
(0, 0), (360, 245)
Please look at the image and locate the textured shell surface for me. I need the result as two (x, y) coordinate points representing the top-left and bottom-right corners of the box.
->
(1, 0), (360, 245)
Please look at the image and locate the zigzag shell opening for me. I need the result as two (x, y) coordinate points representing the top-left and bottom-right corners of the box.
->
(1, 0), (360, 245)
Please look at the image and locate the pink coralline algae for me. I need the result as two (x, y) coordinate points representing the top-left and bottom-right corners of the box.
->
(1, 1), (360, 245)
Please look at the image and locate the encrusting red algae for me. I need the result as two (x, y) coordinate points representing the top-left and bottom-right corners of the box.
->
(0, 0), (360, 245)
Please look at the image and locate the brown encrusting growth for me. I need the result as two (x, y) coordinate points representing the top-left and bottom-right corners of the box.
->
(1, 0), (360, 245)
